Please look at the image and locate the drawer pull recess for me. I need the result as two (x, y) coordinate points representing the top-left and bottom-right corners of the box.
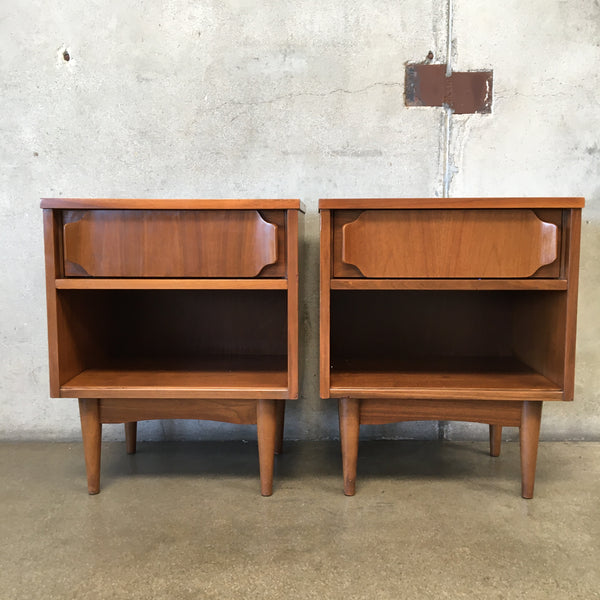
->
(342, 209), (558, 278)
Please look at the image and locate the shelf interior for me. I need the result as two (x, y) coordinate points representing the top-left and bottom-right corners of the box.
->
(55, 289), (288, 397)
(329, 290), (567, 398)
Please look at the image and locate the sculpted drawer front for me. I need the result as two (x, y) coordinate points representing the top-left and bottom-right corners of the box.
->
(62, 209), (285, 278)
(335, 209), (561, 278)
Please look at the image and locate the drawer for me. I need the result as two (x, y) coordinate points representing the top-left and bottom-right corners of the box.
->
(333, 209), (562, 278)
(62, 209), (285, 278)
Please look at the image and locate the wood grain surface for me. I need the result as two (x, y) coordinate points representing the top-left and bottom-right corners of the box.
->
(99, 398), (259, 425)
(319, 197), (584, 210)
(341, 209), (558, 278)
(63, 210), (279, 277)
(55, 278), (287, 290)
(60, 356), (289, 399)
(330, 278), (567, 290)
(42, 198), (304, 211)
(359, 398), (522, 426)
(329, 357), (563, 401)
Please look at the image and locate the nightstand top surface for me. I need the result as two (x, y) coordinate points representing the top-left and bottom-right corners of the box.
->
(41, 198), (305, 212)
(319, 197), (584, 210)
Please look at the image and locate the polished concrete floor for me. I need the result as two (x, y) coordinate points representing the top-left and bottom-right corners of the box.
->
(1, 440), (599, 599)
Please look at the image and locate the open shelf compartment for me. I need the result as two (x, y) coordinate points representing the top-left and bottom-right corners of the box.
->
(55, 289), (289, 398)
(328, 290), (567, 401)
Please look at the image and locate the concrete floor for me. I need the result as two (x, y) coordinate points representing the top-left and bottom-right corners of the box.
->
(1, 441), (599, 599)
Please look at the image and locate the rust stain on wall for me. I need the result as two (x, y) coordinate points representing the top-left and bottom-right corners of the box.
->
(405, 63), (493, 114)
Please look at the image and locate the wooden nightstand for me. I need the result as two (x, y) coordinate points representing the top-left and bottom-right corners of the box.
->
(42, 198), (302, 496)
(319, 198), (584, 498)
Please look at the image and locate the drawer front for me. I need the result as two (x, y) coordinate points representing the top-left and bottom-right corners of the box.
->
(335, 209), (561, 278)
(62, 210), (283, 278)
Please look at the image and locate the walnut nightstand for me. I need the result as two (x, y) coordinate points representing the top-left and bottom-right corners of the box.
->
(42, 198), (302, 495)
(319, 197), (583, 498)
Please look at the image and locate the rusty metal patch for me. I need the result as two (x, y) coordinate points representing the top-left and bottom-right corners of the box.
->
(405, 63), (493, 114)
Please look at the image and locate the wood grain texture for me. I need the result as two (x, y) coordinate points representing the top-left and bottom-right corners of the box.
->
(54, 290), (109, 391)
(55, 288), (287, 360)
(79, 399), (102, 494)
(330, 279), (567, 291)
(55, 278), (287, 290)
(319, 210), (332, 398)
(319, 197), (585, 210)
(330, 357), (562, 401)
(511, 292), (567, 395)
(61, 356), (289, 399)
(43, 210), (61, 396)
(489, 424), (502, 457)
(359, 399), (522, 426)
(257, 399), (277, 496)
(42, 198), (304, 211)
(562, 209), (582, 401)
(286, 210), (299, 399)
(332, 208), (560, 280)
(525, 209), (562, 278)
(520, 401), (543, 499)
(341, 210), (558, 278)
(100, 398), (258, 424)
(256, 210), (287, 278)
(63, 210), (278, 278)
(339, 398), (360, 496)
(331, 210), (364, 278)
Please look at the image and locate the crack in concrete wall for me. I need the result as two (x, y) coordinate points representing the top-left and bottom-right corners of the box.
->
(211, 81), (405, 112)
(211, 81), (404, 124)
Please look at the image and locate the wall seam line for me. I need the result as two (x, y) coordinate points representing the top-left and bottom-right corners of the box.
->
(440, 0), (454, 440)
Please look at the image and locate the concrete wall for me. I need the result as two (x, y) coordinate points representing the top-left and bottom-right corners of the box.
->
(1, 0), (598, 441)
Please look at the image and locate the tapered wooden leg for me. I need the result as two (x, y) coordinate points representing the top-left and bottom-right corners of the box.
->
(125, 422), (137, 455)
(489, 424), (502, 457)
(78, 399), (102, 495)
(257, 399), (277, 496)
(520, 401), (543, 499)
(339, 398), (360, 496)
(274, 401), (286, 455)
